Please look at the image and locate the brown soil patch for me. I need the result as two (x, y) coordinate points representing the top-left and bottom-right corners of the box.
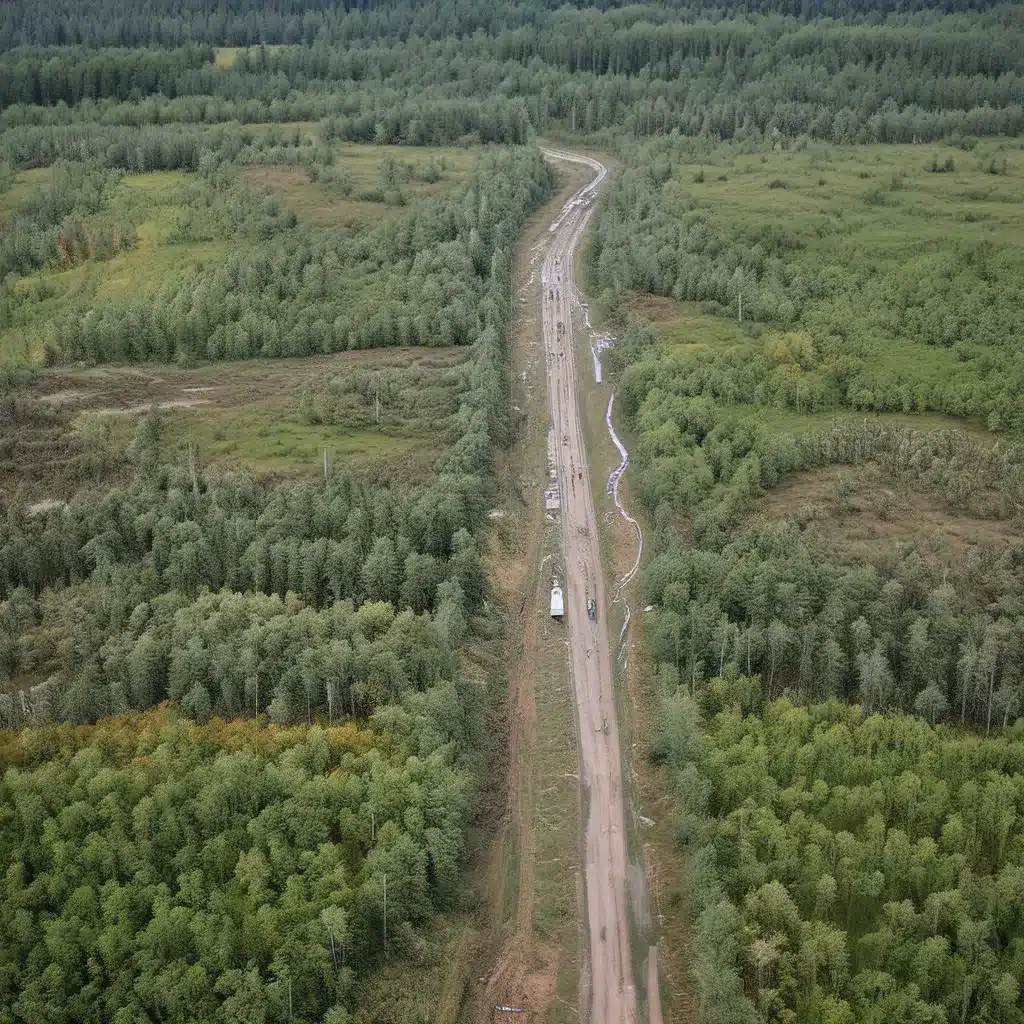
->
(756, 464), (1020, 559)
(237, 165), (310, 189)
(1, 349), (467, 500)
(619, 293), (688, 323)
(37, 389), (90, 406)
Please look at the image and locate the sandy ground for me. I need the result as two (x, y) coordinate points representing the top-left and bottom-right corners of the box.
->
(540, 149), (637, 1024)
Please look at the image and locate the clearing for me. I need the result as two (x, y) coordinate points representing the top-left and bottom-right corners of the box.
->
(3, 347), (467, 498)
(0, 139), (475, 363)
(754, 462), (1020, 562)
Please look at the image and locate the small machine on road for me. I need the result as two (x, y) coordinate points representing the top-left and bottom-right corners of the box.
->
(587, 598), (597, 620)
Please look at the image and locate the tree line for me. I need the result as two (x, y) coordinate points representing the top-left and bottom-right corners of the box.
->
(0, 43), (215, 107)
(0, 7), (1019, 145)
(1, 0), (1016, 51)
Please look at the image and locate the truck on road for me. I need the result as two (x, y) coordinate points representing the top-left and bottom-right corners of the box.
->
(587, 598), (597, 620)
(550, 585), (564, 619)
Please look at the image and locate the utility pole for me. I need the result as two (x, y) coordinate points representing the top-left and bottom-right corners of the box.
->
(738, 292), (743, 323)
(188, 439), (200, 499)
(375, 375), (380, 425)
(323, 447), (329, 481)
(383, 873), (388, 956)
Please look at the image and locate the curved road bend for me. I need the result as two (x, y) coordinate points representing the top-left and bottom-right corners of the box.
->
(539, 149), (637, 1024)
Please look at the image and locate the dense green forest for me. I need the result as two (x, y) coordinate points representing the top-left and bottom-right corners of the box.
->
(1, 0), (1018, 51)
(658, 691), (1024, 1024)
(0, 709), (485, 1023)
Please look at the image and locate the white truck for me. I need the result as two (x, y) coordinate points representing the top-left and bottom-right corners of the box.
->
(550, 585), (564, 619)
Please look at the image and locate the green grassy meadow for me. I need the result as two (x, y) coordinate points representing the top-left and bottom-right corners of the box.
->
(599, 139), (1024, 438)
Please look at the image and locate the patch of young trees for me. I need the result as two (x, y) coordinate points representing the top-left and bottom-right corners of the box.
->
(658, 691), (1024, 1024)
(625, 366), (1024, 727)
(18, 145), (551, 364)
(0, 706), (485, 1022)
(0, 163), (131, 279)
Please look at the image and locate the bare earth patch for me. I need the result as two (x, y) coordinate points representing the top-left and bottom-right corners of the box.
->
(619, 294), (688, 322)
(755, 463), (1020, 559)
(37, 389), (91, 406)
(30, 348), (463, 415)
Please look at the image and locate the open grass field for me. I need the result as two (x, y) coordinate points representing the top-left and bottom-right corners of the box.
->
(674, 141), (1022, 278)
(673, 140), (1023, 397)
(213, 45), (287, 68)
(0, 139), (477, 364)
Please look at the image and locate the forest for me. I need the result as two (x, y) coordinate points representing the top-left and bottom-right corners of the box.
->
(0, 3), (1019, 147)
(658, 691), (1024, 1024)
(0, 708), (485, 1023)
(0, 127), (553, 1017)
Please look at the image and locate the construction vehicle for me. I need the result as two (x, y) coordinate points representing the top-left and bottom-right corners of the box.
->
(550, 584), (564, 619)
(587, 598), (596, 620)
(602, 718), (609, 734)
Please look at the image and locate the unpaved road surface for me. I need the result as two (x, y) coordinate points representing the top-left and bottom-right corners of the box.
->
(540, 149), (637, 1024)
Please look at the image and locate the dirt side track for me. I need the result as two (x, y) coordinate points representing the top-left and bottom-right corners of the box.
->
(540, 149), (637, 1024)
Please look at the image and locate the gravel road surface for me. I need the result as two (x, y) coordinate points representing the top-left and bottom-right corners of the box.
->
(539, 148), (637, 1024)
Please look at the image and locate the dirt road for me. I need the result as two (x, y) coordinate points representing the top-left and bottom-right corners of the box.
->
(539, 149), (637, 1024)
